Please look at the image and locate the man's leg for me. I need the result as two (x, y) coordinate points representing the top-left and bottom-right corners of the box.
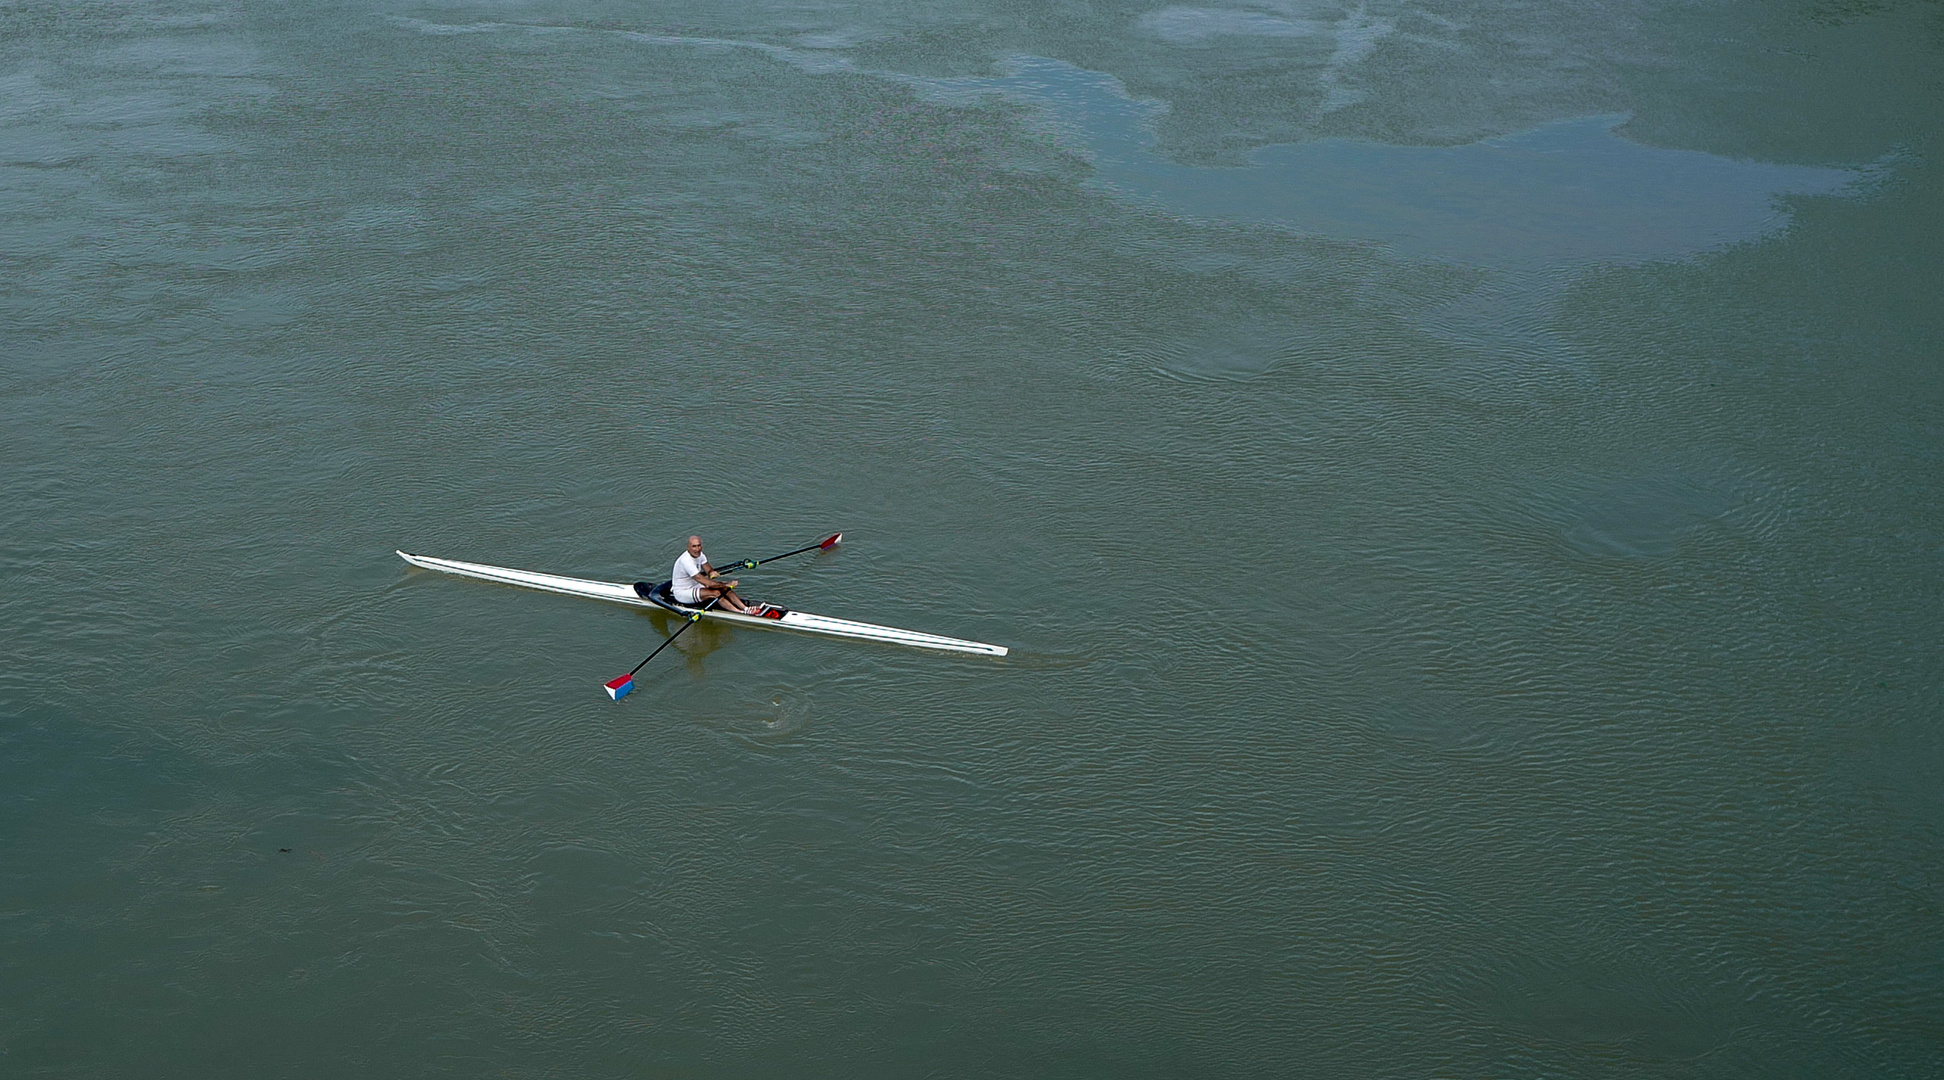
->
(698, 585), (754, 614)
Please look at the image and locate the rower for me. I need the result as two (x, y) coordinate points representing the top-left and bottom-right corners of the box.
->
(672, 535), (760, 615)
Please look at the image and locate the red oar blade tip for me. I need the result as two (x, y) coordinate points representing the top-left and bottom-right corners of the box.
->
(821, 533), (842, 549)
(604, 674), (635, 702)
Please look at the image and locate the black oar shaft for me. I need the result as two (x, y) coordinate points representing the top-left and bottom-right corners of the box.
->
(717, 533), (840, 572)
(628, 597), (720, 676)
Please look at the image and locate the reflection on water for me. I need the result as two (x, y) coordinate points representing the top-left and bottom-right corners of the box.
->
(1136, 5), (1394, 112)
(924, 56), (1862, 266)
(1559, 475), (1739, 559)
(1517, 463), (1777, 560)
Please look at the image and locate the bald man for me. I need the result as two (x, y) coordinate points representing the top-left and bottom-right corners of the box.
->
(671, 535), (759, 614)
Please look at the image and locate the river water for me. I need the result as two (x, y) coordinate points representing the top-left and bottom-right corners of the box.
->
(4, 1), (1940, 1076)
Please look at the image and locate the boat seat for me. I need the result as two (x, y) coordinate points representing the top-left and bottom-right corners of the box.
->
(635, 580), (690, 607)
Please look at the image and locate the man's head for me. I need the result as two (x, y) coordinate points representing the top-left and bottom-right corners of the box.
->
(687, 536), (703, 554)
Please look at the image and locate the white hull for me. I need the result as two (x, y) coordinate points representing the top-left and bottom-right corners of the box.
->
(396, 550), (1008, 657)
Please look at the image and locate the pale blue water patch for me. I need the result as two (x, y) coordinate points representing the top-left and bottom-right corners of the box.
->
(377, 23), (1861, 267)
(919, 56), (1862, 267)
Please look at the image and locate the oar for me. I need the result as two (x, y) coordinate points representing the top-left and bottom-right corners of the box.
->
(713, 532), (842, 573)
(604, 597), (722, 701)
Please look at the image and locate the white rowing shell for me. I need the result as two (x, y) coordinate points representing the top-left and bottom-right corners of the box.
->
(396, 550), (1008, 657)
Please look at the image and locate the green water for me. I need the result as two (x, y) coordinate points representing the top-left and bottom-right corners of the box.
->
(4, 1), (1940, 1076)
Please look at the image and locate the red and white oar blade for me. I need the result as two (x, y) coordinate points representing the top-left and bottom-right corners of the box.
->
(819, 532), (842, 549)
(604, 674), (634, 701)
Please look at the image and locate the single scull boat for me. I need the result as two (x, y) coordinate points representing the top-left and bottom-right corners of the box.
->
(395, 550), (1008, 657)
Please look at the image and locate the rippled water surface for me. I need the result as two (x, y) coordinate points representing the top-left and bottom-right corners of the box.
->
(4, 1), (1941, 1076)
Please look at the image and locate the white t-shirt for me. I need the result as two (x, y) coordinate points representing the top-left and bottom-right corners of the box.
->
(671, 549), (710, 603)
